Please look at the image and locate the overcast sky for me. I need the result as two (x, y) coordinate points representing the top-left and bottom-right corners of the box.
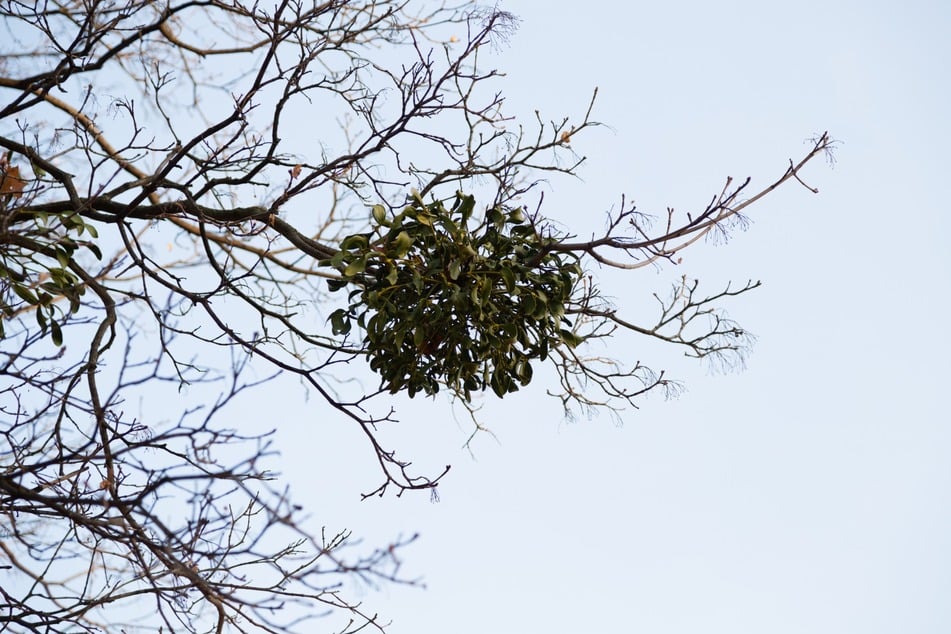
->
(278, 1), (950, 632)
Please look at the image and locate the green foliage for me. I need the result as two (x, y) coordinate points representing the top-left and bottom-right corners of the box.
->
(0, 201), (100, 343)
(328, 191), (584, 400)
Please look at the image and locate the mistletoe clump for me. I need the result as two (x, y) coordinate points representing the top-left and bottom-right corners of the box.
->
(328, 191), (584, 400)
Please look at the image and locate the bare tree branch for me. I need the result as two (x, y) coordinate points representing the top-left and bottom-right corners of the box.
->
(0, 1), (833, 631)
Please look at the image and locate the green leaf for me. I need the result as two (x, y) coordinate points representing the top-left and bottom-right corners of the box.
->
(516, 359), (533, 385)
(531, 297), (548, 320)
(372, 204), (388, 226)
(441, 215), (459, 236)
(521, 294), (536, 316)
(450, 288), (466, 309)
(490, 371), (513, 397)
(329, 250), (347, 267)
(344, 256), (367, 277)
(510, 224), (534, 237)
(508, 207), (526, 224)
(470, 283), (482, 306)
(50, 320), (63, 346)
(48, 268), (70, 287)
(455, 193), (475, 222)
(393, 326), (406, 348)
(391, 231), (414, 257)
(327, 277), (349, 292)
(367, 312), (386, 337)
(413, 326), (426, 350)
(13, 284), (37, 305)
(340, 234), (369, 251)
(486, 206), (504, 226)
(559, 329), (585, 348)
(330, 309), (351, 335)
(448, 259), (462, 281)
(500, 266), (516, 292)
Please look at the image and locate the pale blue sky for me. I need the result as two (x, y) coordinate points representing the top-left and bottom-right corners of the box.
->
(276, 1), (950, 632)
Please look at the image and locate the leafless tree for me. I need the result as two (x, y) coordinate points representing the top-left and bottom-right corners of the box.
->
(0, 1), (833, 632)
